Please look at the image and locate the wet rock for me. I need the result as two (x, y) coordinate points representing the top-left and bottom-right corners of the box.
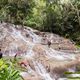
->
(33, 44), (46, 57)
(0, 23), (79, 80)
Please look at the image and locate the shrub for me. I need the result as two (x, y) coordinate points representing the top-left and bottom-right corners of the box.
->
(0, 59), (23, 80)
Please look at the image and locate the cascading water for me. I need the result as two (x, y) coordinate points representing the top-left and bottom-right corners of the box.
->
(24, 28), (42, 43)
(33, 61), (54, 80)
(1, 23), (79, 80)
(25, 44), (35, 58)
(44, 47), (76, 61)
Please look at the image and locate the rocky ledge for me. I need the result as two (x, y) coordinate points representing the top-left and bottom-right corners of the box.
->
(0, 22), (80, 80)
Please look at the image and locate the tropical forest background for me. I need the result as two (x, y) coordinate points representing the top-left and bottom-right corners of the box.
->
(0, 0), (80, 44)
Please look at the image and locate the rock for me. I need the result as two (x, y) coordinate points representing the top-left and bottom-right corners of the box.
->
(33, 44), (46, 57)
(0, 23), (79, 80)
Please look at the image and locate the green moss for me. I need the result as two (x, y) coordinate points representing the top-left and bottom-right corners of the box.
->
(68, 79), (80, 80)
(68, 77), (80, 79)
(75, 44), (80, 49)
(64, 72), (73, 74)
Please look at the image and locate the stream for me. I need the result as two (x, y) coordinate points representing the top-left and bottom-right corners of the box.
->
(0, 23), (80, 80)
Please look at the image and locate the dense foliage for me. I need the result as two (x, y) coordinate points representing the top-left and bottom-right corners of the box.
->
(0, 59), (23, 80)
(0, 0), (80, 44)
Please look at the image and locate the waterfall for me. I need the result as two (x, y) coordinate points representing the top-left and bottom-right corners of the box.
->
(44, 47), (76, 61)
(33, 61), (54, 80)
(1, 24), (79, 80)
(23, 27), (42, 43)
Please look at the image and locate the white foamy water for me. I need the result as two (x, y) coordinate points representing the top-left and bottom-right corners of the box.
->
(11, 27), (32, 45)
(10, 26), (77, 80)
(45, 47), (76, 61)
(25, 28), (42, 43)
(1, 24), (79, 80)
(25, 44), (35, 58)
(33, 61), (54, 80)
